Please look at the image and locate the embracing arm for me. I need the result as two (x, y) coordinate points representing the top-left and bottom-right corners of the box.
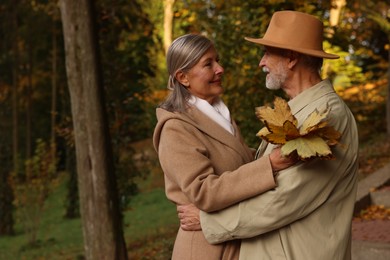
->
(199, 97), (359, 243)
(158, 119), (293, 212)
(200, 147), (356, 243)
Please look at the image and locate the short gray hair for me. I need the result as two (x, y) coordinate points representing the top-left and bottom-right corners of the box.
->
(270, 47), (323, 74)
(299, 54), (323, 73)
(160, 34), (214, 112)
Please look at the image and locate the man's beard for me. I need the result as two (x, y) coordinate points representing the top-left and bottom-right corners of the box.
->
(265, 66), (287, 90)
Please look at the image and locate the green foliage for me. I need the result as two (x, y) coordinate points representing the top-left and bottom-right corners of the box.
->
(97, 0), (157, 142)
(11, 139), (58, 247)
(322, 41), (366, 90)
(342, 0), (389, 81)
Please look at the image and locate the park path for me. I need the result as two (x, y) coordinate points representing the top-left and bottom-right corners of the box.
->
(352, 163), (390, 260)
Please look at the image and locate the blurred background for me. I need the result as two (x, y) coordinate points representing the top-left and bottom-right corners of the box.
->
(0, 0), (389, 259)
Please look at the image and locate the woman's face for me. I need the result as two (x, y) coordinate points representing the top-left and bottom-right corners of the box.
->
(183, 46), (224, 104)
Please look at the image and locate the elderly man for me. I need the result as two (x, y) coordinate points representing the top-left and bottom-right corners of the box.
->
(178, 10), (359, 260)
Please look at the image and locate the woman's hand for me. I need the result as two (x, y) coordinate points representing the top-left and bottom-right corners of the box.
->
(177, 204), (202, 231)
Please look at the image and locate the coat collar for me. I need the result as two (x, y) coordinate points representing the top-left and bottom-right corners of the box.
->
(288, 79), (335, 115)
(155, 107), (252, 160)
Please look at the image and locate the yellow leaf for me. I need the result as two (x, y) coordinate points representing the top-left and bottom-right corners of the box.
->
(255, 97), (297, 127)
(299, 106), (330, 135)
(256, 126), (270, 137)
(281, 136), (333, 160)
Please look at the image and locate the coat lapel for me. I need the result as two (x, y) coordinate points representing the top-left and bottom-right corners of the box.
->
(186, 107), (253, 160)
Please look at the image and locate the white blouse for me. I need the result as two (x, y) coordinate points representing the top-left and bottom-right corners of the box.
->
(189, 95), (235, 135)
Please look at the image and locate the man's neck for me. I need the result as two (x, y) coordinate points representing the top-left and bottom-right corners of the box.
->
(283, 72), (322, 99)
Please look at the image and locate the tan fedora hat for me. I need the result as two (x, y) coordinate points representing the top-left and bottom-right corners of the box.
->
(245, 10), (339, 59)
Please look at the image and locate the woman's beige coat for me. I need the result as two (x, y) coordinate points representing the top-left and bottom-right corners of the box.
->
(153, 106), (276, 260)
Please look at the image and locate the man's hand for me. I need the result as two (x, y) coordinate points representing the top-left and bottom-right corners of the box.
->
(269, 146), (298, 172)
(177, 204), (201, 231)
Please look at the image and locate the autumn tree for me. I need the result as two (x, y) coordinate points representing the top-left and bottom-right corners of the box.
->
(360, 1), (390, 136)
(0, 0), (18, 236)
(336, 0), (390, 138)
(95, 0), (157, 209)
(59, 0), (127, 259)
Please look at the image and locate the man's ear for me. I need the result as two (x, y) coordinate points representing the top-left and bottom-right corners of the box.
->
(175, 71), (189, 87)
(287, 51), (299, 69)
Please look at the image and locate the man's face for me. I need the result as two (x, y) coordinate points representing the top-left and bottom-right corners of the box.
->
(259, 47), (289, 90)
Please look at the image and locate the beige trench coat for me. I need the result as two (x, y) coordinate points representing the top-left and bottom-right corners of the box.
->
(200, 79), (359, 260)
(153, 106), (276, 260)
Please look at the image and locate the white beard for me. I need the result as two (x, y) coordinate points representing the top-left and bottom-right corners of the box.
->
(264, 66), (287, 90)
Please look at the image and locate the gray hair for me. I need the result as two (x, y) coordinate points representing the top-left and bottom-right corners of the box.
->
(159, 34), (214, 112)
(273, 47), (324, 73)
(283, 49), (323, 72)
(300, 54), (323, 73)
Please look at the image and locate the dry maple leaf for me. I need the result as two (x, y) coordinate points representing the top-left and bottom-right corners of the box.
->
(256, 97), (342, 160)
(255, 96), (297, 127)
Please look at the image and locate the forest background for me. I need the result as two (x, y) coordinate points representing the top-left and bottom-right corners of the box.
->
(0, 0), (389, 259)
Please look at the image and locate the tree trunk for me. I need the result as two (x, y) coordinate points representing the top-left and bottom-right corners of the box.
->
(51, 22), (58, 171)
(12, 0), (19, 177)
(387, 46), (390, 137)
(64, 149), (79, 219)
(163, 0), (175, 54)
(0, 170), (14, 235)
(26, 40), (33, 166)
(59, 0), (128, 259)
(330, 0), (346, 27)
(0, 0), (17, 236)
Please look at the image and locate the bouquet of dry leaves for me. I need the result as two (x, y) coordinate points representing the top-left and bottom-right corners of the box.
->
(256, 97), (342, 161)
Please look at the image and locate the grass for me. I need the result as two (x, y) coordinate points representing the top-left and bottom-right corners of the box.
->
(0, 172), (178, 260)
(0, 174), (84, 260)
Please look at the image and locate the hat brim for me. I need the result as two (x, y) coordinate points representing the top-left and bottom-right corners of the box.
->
(245, 37), (339, 59)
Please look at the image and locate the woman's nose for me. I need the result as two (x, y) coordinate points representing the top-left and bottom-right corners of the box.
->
(216, 64), (224, 75)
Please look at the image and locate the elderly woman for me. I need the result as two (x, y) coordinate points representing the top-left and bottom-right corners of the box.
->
(153, 34), (294, 260)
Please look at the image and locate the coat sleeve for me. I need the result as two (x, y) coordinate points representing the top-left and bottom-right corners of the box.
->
(200, 90), (360, 244)
(157, 119), (276, 212)
(200, 142), (358, 244)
